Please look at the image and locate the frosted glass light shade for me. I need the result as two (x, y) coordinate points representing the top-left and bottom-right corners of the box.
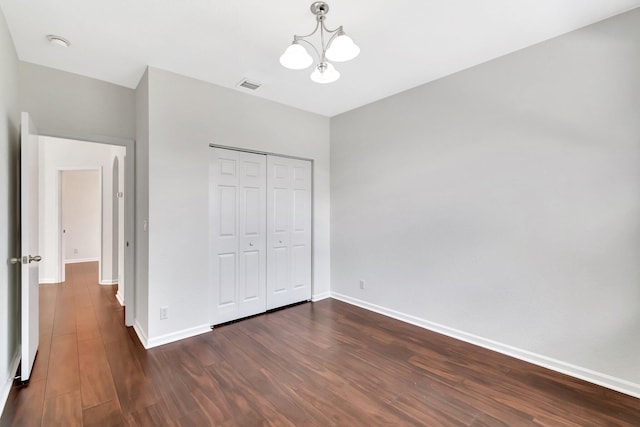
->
(326, 34), (360, 62)
(280, 43), (313, 70)
(310, 62), (340, 84)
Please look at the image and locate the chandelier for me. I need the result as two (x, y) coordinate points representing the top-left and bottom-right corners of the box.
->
(279, 2), (360, 84)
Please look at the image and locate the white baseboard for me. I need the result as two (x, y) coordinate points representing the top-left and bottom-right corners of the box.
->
(312, 291), (330, 302)
(330, 292), (640, 399)
(99, 279), (118, 285)
(137, 324), (211, 349)
(133, 320), (149, 348)
(115, 291), (124, 306)
(64, 257), (99, 264)
(38, 278), (58, 284)
(1, 348), (21, 415)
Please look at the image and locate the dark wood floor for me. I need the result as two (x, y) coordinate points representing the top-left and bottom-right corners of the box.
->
(1, 262), (638, 426)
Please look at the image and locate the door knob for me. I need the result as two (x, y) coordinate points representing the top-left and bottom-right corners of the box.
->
(249, 242), (254, 247)
(10, 257), (20, 264)
(28, 255), (42, 263)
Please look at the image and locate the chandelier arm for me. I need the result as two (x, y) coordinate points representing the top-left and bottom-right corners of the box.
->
(320, 19), (341, 35)
(295, 19), (321, 40)
(295, 38), (322, 62)
(325, 28), (342, 50)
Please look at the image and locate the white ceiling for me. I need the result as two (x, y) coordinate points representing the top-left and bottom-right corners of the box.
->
(2, 0), (639, 117)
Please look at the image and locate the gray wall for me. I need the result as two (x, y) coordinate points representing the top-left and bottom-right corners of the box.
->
(331, 8), (640, 393)
(18, 62), (135, 140)
(0, 6), (19, 406)
(143, 67), (330, 345)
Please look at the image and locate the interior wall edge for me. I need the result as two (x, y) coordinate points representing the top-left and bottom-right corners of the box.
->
(330, 292), (640, 400)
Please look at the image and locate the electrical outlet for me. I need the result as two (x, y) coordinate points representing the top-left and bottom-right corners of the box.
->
(359, 279), (365, 290)
(160, 306), (168, 320)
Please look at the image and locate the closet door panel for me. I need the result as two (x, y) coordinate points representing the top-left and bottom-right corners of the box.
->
(210, 148), (266, 324)
(267, 156), (312, 310)
(289, 158), (312, 301)
(292, 244), (308, 289)
(273, 246), (289, 293)
(237, 154), (267, 317)
(217, 253), (236, 306)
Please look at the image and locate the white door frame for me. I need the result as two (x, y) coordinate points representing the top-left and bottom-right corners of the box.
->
(43, 131), (135, 326)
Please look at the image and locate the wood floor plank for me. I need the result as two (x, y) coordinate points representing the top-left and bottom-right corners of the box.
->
(39, 284), (58, 336)
(29, 332), (52, 383)
(103, 338), (158, 415)
(51, 292), (77, 337)
(45, 332), (80, 398)
(78, 337), (118, 408)
(42, 390), (83, 427)
(2, 262), (640, 427)
(0, 379), (46, 427)
(75, 305), (102, 343)
(123, 401), (176, 427)
(82, 400), (125, 427)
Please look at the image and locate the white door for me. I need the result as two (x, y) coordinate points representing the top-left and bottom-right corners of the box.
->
(266, 156), (312, 310)
(20, 112), (41, 382)
(210, 148), (267, 324)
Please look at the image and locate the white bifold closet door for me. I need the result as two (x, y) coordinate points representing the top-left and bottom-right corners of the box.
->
(210, 148), (267, 325)
(210, 148), (312, 325)
(266, 155), (312, 310)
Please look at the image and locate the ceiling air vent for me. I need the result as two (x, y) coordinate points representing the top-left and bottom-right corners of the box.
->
(237, 79), (262, 91)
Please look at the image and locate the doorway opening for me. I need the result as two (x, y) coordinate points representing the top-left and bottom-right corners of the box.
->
(38, 134), (134, 325)
(59, 169), (102, 283)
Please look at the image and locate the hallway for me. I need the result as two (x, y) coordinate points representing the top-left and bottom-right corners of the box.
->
(1, 262), (133, 425)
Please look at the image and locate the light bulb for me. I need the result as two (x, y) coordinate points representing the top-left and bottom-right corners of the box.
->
(280, 43), (313, 70)
(310, 62), (340, 84)
(326, 34), (360, 62)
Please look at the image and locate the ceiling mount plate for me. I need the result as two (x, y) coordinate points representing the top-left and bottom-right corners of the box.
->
(310, 2), (329, 16)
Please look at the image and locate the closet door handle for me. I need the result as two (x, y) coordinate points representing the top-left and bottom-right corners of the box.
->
(249, 242), (254, 247)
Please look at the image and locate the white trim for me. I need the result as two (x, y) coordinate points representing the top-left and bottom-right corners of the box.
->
(115, 291), (124, 306)
(38, 278), (58, 284)
(98, 166), (104, 285)
(1, 349), (21, 414)
(312, 291), (330, 302)
(133, 320), (149, 348)
(99, 279), (118, 285)
(64, 257), (100, 264)
(330, 292), (640, 399)
(145, 324), (211, 349)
